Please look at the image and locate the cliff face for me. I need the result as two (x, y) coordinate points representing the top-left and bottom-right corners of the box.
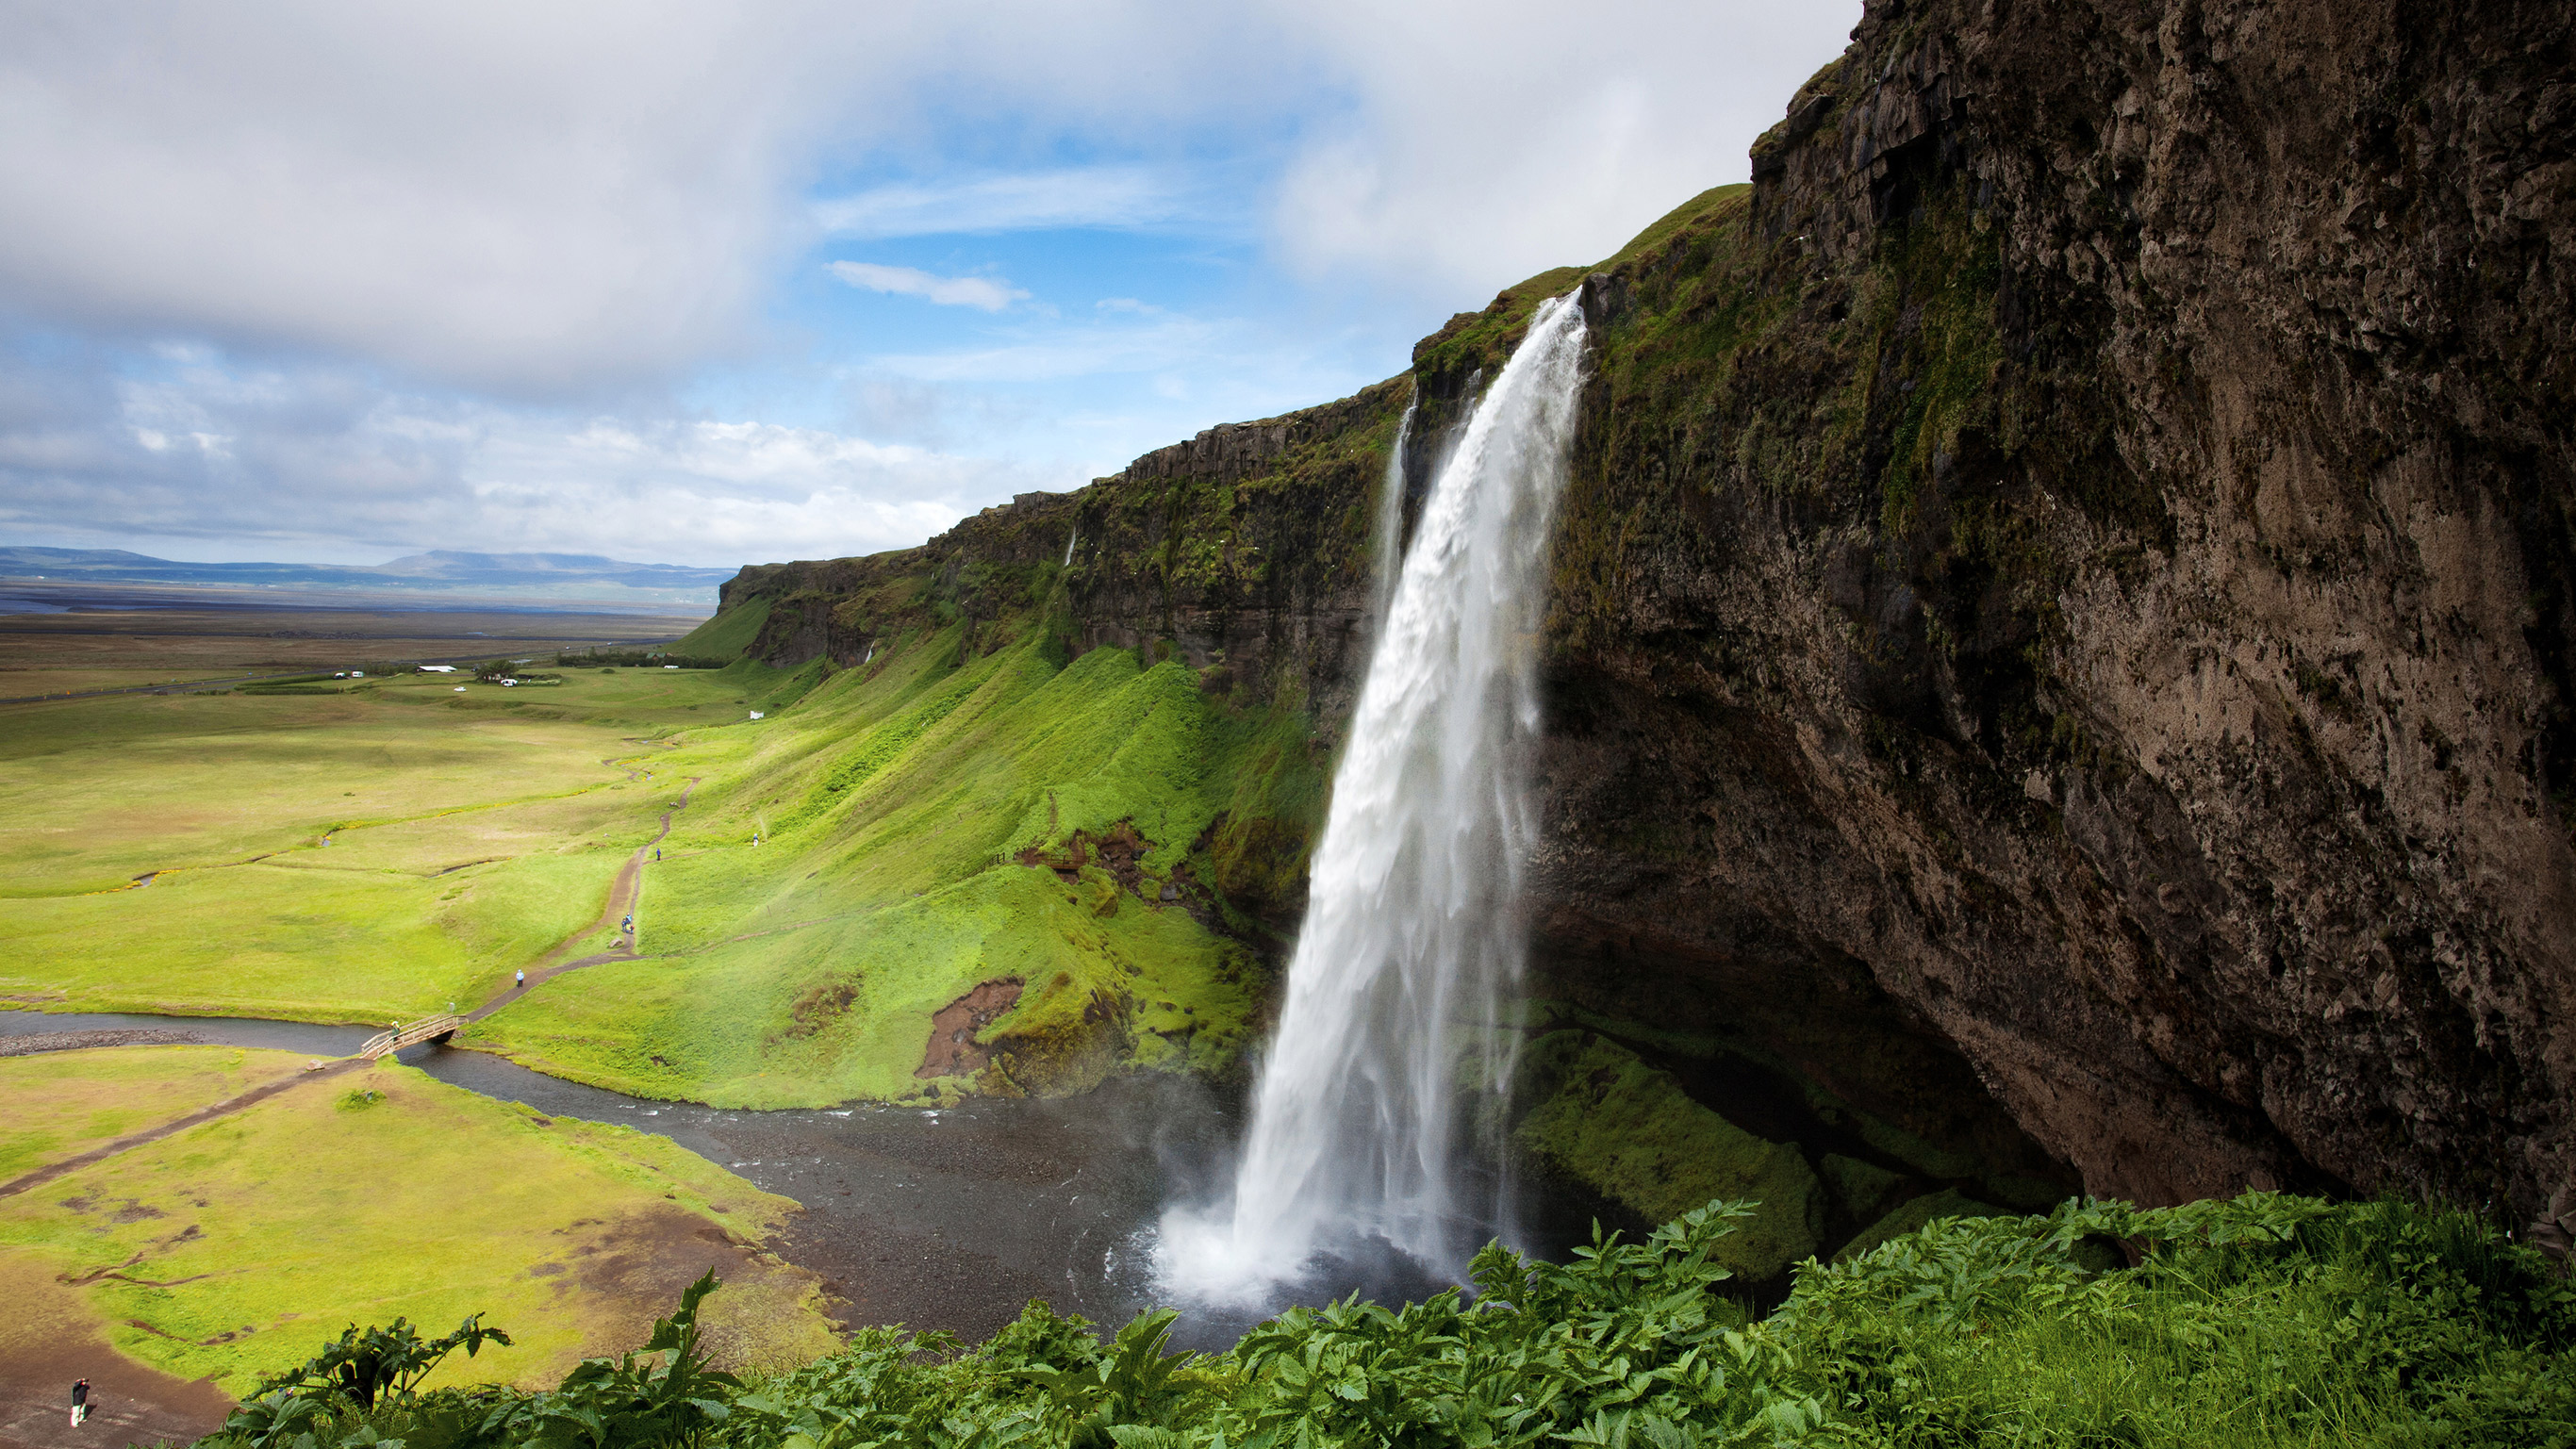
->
(718, 0), (2575, 1231)
(1515, 0), (2573, 1225)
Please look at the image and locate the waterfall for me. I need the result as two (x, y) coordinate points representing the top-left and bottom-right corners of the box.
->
(1159, 294), (1589, 1302)
(1366, 394), (1416, 632)
(1065, 529), (1079, 567)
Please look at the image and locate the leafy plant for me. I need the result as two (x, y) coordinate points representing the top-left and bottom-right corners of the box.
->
(192, 1194), (2576, 1449)
(475, 1269), (739, 1449)
(253, 1313), (512, 1412)
(1010, 1309), (1205, 1447)
(219, 1312), (509, 1448)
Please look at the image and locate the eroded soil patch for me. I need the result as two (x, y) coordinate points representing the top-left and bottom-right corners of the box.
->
(916, 979), (1024, 1079)
(1015, 819), (1155, 897)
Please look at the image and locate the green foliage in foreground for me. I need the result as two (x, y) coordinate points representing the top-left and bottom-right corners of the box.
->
(272, 1314), (512, 1411)
(190, 1194), (2576, 1449)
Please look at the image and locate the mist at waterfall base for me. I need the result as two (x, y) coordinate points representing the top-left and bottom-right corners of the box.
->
(1155, 294), (1592, 1319)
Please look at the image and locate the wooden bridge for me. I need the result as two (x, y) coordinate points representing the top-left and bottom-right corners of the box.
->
(357, 1014), (464, 1061)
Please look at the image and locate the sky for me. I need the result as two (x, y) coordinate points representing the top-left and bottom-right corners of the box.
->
(0, 0), (1860, 570)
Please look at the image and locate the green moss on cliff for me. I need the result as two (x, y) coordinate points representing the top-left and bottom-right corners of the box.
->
(1820, 1152), (1908, 1227)
(1513, 1030), (1823, 1279)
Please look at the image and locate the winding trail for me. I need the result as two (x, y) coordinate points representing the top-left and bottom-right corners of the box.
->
(467, 775), (699, 1020)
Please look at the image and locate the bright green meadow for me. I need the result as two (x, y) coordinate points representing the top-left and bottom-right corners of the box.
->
(0, 1046), (837, 1396)
(3, 568), (1315, 1107)
(0, 669), (757, 1023)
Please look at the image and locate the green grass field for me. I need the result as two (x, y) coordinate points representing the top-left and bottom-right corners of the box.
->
(0, 671), (756, 1022)
(3, 574), (1322, 1106)
(0, 1044), (308, 1179)
(0, 667), (252, 698)
(0, 1046), (837, 1395)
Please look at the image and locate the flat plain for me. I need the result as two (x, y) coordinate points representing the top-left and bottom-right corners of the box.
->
(0, 1047), (837, 1398)
(0, 671), (753, 1021)
(0, 579), (707, 694)
(2, 573), (1297, 1098)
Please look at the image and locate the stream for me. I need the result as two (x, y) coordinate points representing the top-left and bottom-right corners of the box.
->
(0, 1010), (1513, 1350)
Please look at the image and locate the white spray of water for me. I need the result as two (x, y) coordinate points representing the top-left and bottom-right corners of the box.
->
(1065, 529), (1079, 567)
(1158, 294), (1589, 1303)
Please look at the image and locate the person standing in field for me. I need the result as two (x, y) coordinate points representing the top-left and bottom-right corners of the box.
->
(71, 1377), (90, 1426)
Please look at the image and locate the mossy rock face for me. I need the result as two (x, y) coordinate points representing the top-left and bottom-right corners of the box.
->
(1836, 1187), (2014, 1262)
(1829, 1100), (1981, 1181)
(985, 1010), (1132, 1097)
(1820, 1153), (1907, 1227)
(1512, 1031), (1821, 1280)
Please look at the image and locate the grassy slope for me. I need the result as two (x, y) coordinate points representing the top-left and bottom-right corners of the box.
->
(0, 580), (1315, 1104)
(0, 1047), (836, 1395)
(467, 596), (1310, 1107)
(670, 596), (772, 659)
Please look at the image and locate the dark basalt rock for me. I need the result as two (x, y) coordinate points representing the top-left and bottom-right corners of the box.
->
(1526, 0), (2575, 1222)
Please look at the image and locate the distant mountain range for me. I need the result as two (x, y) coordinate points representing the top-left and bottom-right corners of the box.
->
(0, 547), (732, 606)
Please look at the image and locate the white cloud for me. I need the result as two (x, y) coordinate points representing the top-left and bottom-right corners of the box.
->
(814, 167), (1193, 239)
(0, 0), (1864, 565)
(1256, 0), (1858, 293)
(0, 349), (1045, 567)
(0, 2), (1858, 395)
(827, 261), (1029, 311)
(0, 2), (875, 396)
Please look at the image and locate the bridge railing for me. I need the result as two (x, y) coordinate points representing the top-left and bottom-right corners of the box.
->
(356, 1013), (465, 1061)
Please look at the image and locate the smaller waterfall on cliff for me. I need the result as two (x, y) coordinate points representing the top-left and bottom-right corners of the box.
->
(1158, 295), (1588, 1303)
(1366, 395), (1416, 630)
(1065, 529), (1078, 567)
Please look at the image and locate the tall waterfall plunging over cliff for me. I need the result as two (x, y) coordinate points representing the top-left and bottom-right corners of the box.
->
(1159, 295), (1589, 1302)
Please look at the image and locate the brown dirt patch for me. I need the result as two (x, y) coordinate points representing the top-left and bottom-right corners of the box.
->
(566, 1206), (833, 1376)
(1015, 819), (1156, 897)
(915, 979), (1025, 1079)
(0, 1253), (234, 1449)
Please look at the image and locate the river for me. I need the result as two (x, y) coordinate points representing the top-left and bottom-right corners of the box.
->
(1, 1010), (1533, 1349)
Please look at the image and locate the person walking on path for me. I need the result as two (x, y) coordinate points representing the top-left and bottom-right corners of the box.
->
(71, 1377), (90, 1427)
(515, 969), (526, 989)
